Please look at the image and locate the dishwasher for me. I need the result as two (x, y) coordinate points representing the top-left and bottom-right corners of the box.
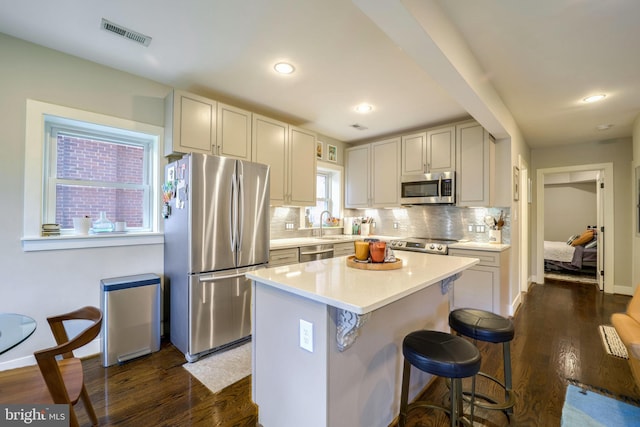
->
(299, 244), (334, 262)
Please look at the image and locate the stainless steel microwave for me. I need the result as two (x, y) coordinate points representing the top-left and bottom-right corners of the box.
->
(400, 171), (455, 204)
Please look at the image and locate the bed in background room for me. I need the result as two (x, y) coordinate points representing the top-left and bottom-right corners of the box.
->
(544, 229), (598, 275)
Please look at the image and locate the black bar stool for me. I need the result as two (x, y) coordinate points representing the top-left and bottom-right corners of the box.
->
(448, 308), (516, 415)
(399, 330), (481, 427)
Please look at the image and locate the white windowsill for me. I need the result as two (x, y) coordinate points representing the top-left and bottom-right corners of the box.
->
(21, 232), (164, 252)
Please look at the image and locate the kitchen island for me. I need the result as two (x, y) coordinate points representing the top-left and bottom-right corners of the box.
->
(247, 251), (478, 427)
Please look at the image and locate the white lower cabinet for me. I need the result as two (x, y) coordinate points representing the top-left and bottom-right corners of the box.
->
(333, 241), (355, 257)
(268, 248), (299, 267)
(449, 248), (510, 316)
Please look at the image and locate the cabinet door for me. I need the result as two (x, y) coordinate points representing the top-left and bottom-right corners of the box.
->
(401, 132), (427, 175)
(269, 248), (299, 267)
(333, 242), (355, 257)
(217, 103), (251, 160)
(289, 126), (316, 206)
(252, 115), (288, 205)
(426, 125), (455, 173)
(345, 145), (370, 208)
(165, 90), (217, 157)
(456, 122), (494, 207)
(451, 266), (497, 313)
(371, 138), (400, 207)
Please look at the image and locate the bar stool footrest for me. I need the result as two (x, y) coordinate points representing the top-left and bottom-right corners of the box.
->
(461, 371), (516, 412)
(406, 401), (474, 427)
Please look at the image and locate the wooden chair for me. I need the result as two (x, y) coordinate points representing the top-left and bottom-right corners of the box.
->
(0, 306), (102, 427)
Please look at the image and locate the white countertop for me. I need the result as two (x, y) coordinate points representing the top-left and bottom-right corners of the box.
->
(449, 241), (511, 252)
(270, 236), (511, 252)
(247, 251), (478, 315)
(269, 234), (393, 250)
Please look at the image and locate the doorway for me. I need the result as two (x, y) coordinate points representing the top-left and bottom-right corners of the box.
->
(535, 163), (614, 293)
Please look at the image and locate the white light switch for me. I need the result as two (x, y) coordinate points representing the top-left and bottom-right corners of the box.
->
(299, 319), (314, 352)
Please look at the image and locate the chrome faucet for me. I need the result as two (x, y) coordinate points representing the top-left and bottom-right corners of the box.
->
(319, 210), (331, 238)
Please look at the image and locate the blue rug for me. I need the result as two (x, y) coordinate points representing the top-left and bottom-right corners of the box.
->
(562, 384), (640, 426)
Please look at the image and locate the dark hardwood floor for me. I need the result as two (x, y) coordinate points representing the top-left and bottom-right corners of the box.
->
(74, 280), (639, 426)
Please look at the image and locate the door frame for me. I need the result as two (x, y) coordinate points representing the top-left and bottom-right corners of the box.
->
(519, 155), (530, 294)
(535, 163), (614, 293)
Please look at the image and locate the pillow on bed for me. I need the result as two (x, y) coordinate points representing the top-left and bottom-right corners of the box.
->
(566, 234), (579, 245)
(571, 229), (594, 246)
(585, 239), (597, 249)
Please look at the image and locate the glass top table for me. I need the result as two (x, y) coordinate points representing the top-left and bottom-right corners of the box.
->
(0, 313), (37, 355)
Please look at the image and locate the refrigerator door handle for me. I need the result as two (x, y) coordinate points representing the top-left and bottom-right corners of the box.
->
(237, 168), (244, 253)
(198, 265), (266, 282)
(199, 271), (247, 282)
(231, 173), (239, 253)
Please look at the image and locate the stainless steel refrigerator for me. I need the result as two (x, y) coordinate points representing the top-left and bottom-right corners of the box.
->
(164, 153), (269, 362)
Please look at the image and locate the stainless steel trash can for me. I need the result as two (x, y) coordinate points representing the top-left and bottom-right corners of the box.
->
(100, 273), (161, 367)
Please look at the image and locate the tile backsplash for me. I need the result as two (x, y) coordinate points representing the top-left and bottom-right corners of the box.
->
(270, 206), (510, 244)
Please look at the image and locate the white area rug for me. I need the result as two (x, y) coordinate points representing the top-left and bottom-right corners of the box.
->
(182, 342), (252, 394)
(599, 325), (628, 359)
(544, 272), (597, 285)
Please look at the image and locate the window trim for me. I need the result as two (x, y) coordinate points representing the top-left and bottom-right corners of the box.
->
(23, 99), (164, 251)
(44, 121), (154, 232)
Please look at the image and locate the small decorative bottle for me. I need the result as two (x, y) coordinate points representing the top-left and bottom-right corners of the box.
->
(92, 211), (114, 232)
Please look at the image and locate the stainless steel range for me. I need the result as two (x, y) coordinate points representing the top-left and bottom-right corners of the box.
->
(388, 237), (458, 255)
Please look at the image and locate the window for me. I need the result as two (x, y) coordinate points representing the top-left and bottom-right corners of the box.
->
(44, 118), (153, 231)
(306, 163), (343, 227)
(23, 99), (163, 251)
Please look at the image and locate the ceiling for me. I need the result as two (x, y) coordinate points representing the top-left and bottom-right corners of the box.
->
(0, 0), (638, 148)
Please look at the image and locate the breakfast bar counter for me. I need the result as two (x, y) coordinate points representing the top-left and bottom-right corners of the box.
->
(247, 252), (478, 427)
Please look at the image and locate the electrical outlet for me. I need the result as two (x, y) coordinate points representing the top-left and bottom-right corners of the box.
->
(475, 225), (485, 233)
(393, 222), (399, 229)
(299, 319), (313, 352)
(468, 225), (474, 232)
(285, 222), (294, 230)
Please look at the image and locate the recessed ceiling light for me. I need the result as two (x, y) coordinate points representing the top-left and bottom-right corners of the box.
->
(274, 62), (295, 74)
(596, 124), (613, 131)
(582, 94), (606, 103)
(355, 103), (373, 113)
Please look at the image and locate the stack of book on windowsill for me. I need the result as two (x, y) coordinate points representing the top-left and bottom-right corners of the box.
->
(41, 223), (60, 236)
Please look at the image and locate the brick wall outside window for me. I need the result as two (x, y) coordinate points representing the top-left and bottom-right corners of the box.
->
(55, 136), (145, 229)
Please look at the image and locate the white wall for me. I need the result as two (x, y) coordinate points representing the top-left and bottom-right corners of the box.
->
(632, 113), (640, 289)
(0, 33), (169, 368)
(544, 182), (597, 241)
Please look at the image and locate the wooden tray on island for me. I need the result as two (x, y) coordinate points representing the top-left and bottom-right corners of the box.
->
(346, 255), (403, 270)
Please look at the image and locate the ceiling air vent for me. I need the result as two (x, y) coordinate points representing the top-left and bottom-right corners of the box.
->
(101, 18), (152, 47)
(350, 123), (368, 131)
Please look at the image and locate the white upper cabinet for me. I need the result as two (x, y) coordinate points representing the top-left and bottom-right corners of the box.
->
(456, 121), (495, 207)
(427, 125), (456, 173)
(252, 114), (316, 206)
(252, 115), (288, 205)
(345, 137), (400, 208)
(371, 138), (401, 207)
(216, 103), (252, 161)
(401, 126), (455, 175)
(288, 126), (317, 206)
(401, 132), (427, 175)
(345, 145), (370, 208)
(164, 89), (217, 157)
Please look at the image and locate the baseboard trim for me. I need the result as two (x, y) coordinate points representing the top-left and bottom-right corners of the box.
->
(0, 338), (100, 372)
